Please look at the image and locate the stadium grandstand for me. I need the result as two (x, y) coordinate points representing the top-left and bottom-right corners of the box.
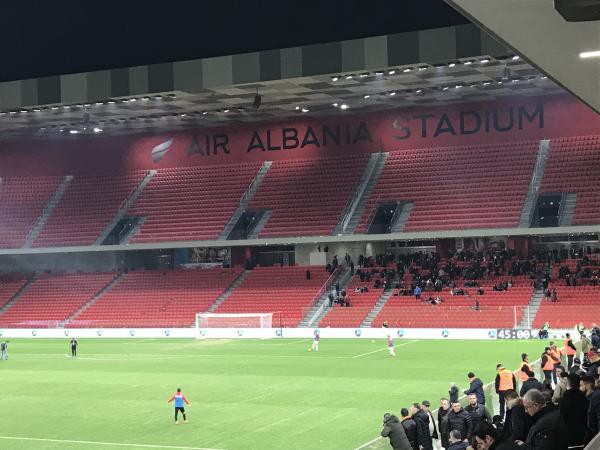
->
(0, 2), (599, 450)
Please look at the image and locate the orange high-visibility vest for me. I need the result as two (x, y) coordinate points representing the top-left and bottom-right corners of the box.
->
(543, 354), (554, 371)
(550, 348), (561, 365)
(498, 368), (514, 391)
(520, 362), (532, 381)
(564, 339), (576, 356)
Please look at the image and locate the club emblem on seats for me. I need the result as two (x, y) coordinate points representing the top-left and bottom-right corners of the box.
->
(151, 138), (173, 163)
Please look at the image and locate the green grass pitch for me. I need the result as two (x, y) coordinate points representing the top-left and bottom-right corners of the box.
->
(0, 338), (548, 450)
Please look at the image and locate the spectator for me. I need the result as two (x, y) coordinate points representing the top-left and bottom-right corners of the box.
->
(410, 403), (433, 450)
(588, 378), (600, 442)
(420, 401), (438, 449)
(465, 393), (491, 431)
(400, 408), (418, 450)
(306, 270), (311, 280)
(381, 413), (412, 450)
(551, 368), (568, 405)
(518, 389), (568, 448)
(570, 357), (584, 375)
(520, 370), (543, 398)
(473, 421), (520, 450)
(580, 334), (592, 362)
(581, 375), (596, 400)
(559, 373), (588, 447)
(437, 399), (451, 450)
(414, 286), (422, 301)
(464, 372), (485, 405)
(577, 322), (586, 339)
(587, 347), (600, 380)
(495, 363), (516, 419)
(551, 288), (558, 303)
(503, 390), (531, 442)
(447, 401), (473, 443)
(449, 382), (459, 403)
(447, 430), (468, 450)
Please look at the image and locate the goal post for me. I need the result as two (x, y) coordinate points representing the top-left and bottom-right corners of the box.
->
(195, 313), (273, 338)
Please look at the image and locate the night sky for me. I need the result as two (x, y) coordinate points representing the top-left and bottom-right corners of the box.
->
(0, 0), (468, 82)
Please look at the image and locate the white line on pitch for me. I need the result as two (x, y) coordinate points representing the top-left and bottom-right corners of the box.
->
(353, 435), (383, 450)
(0, 436), (225, 450)
(351, 340), (418, 359)
(273, 338), (311, 345)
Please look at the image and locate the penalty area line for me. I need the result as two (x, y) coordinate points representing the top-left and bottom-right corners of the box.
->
(0, 436), (226, 450)
(351, 340), (418, 358)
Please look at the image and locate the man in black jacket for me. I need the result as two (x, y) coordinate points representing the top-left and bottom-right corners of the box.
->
(447, 401), (473, 443)
(465, 393), (491, 431)
(464, 372), (486, 405)
(520, 370), (543, 397)
(381, 413), (412, 450)
(519, 389), (569, 449)
(400, 408), (419, 450)
(437, 399), (451, 450)
(588, 385), (600, 443)
(410, 403), (433, 450)
(473, 421), (521, 450)
(503, 390), (531, 442)
(558, 373), (588, 447)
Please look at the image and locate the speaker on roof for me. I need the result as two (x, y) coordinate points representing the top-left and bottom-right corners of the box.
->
(555, 0), (600, 21)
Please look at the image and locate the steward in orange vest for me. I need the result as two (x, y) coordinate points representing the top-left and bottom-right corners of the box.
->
(563, 332), (577, 370)
(519, 353), (533, 382)
(549, 342), (562, 384)
(541, 347), (556, 382)
(495, 364), (516, 418)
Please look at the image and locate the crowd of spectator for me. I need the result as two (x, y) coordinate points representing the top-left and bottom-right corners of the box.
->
(380, 339), (600, 450)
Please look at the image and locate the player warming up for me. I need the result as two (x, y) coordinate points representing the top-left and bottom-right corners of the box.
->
(387, 335), (395, 357)
(70, 337), (78, 357)
(311, 329), (320, 352)
(167, 388), (190, 424)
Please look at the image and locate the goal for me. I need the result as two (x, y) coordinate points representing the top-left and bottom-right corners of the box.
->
(195, 313), (273, 338)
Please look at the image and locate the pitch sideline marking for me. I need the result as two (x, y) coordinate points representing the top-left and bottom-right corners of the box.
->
(0, 436), (225, 450)
(351, 340), (418, 359)
(352, 351), (545, 450)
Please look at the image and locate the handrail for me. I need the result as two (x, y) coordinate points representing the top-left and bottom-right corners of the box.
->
(387, 201), (403, 233)
(341, 152), (382, 232)
(306, 266), (346, 327)
(365, 195), (382, 232)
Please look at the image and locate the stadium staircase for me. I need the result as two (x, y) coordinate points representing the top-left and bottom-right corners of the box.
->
(94, 170), (157, 245)
(61, 272), (125, 327)
(218, 161), (272, 240)
(518, 139), (550, 227)
(558, 193), (577, 226)
(333, 152), (388, 235)
(298, 266), (352, 327)
(359, 285), (396, 327)
(21, 175), (73, 248)
(245, 210), (272, 239)
(389, 202), (414, 233)
(517, 290), (544, 329)
(0, 275), (37, 315)
(206, 270), (252, 313)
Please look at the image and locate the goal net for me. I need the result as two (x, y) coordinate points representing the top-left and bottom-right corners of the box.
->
(195, 313), (273, 338)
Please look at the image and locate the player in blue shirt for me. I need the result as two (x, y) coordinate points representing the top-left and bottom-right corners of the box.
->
(167, 388), (190, 424)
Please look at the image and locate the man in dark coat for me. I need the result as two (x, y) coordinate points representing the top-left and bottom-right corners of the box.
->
(437, 399), (451, 450)
(410, 403), (433, 450)
(558, 373), (588, 447)
(588, 385), (600, 442)
(520, 370), (543, 397)
(449, 383), (459, 403)
(519, 389), (569, 449)
(473, 421), (521, 450)
(381, 413), (412, 450)
(400, 408), (418, 450)
(464, 372), (486, 405)
(447, 430), (468, 450)
(447, 401), (473, 442)
(465, 393), (491, 431)
(503, 390), (531, 442)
